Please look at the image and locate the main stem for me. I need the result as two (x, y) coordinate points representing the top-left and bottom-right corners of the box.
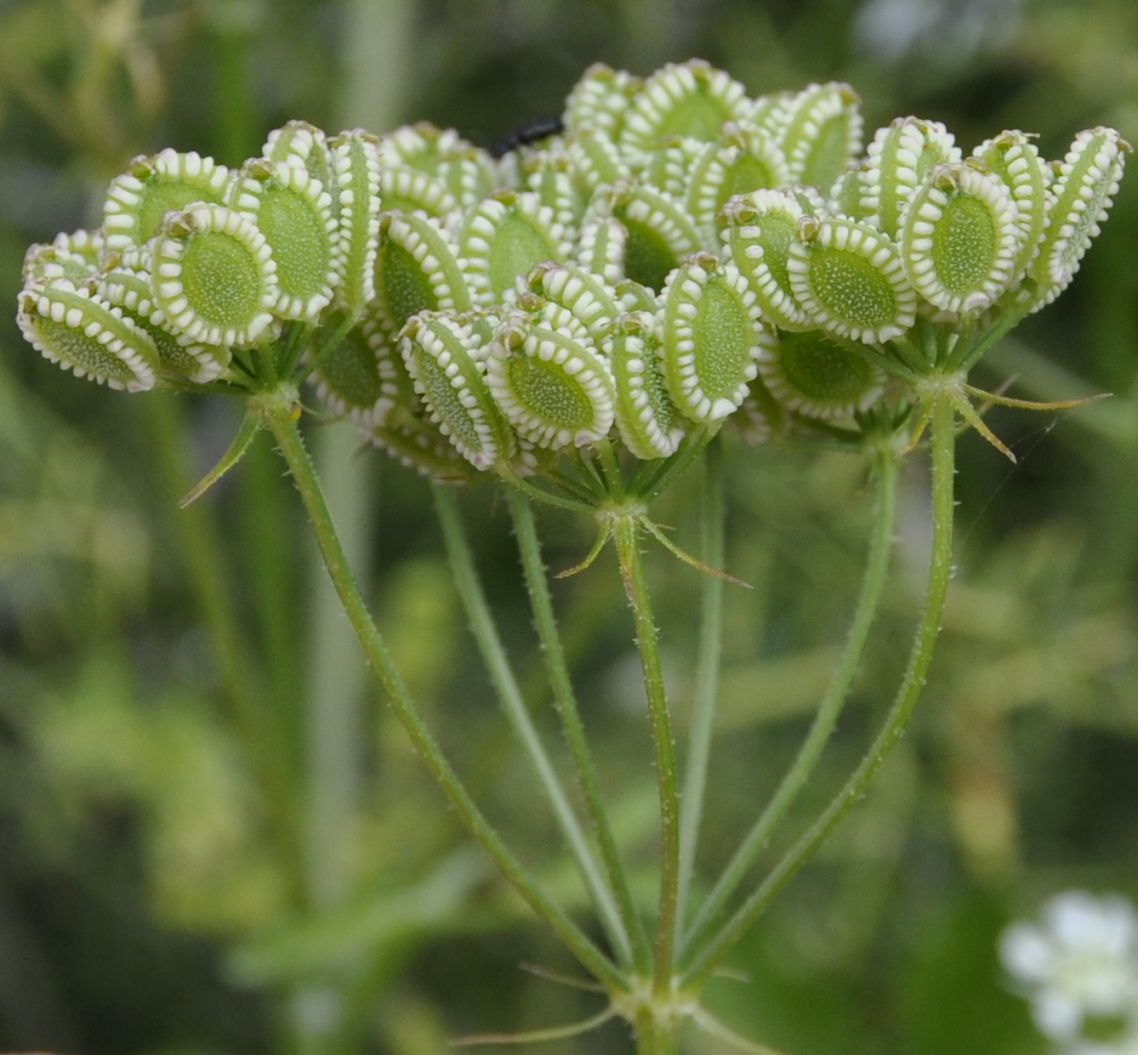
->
(615, 519), (681, 996)
(683, 393), (957, 990)
(264, 406), (623, 991)
(507, 489), (651, 974)
(683, 444), (898, 953)
(432, 483), (632, 966)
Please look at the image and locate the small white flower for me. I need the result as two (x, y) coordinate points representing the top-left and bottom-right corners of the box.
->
(1001, 892), (1138, 1050)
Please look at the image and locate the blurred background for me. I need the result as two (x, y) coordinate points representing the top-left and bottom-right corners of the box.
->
(1, 0), (1136, 1052)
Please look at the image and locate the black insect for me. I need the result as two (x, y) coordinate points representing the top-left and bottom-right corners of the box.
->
(490, 116), (564, 159)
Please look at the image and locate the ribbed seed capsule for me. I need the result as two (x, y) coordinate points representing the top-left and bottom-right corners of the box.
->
(759, 329), (885, 419)
(17, 280), (159, 391)
(232, 159), (339, 321)
(779, 82), (864, 190)
(734, 378), (786, 446)
(687, 126), (790, 237)
(263, 121), (336, 194)
(861, 118), (961, 238)
(901, 164), (1022, 315)
(660, 253), (768, 422)
(1030, 126), (1129, 306)
(563, 63), (642, 140)
(99, 266), (228, 383)
(151, 204), (278, 347)
(641, 136), (706, 198)
(401, 312), (512, 469)
(311, 313), (402, 426)
(372, 212), (472, 338)
(828, 163), (875, 222)
(521, 149), (585, 231)
(363, 416), (478, 483)
(590, 182), (702, 292)
(458, 191), (569, 306)
(566, 130), (630, 198)
(22, 229), (103, 287)
(620, 59), (750, 155)
(605, 311), (686, 459)
(971, 131), (1049, 283)
(329, 129), (383, 315)
(788, 216), (916, 344)
(486, 308), (615, 450)
(577, 217), (627, 286)
(104, 149), (231, 251)
(523, 261), (621, 339)
(379, 167), (459, 220)
(748, 91), (794, 138)
(615, 279), (659, 314)
(721, 189), (813, 331)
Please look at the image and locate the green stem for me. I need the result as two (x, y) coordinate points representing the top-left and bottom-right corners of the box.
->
(683, 444), (898, 955)
(431, 483), (632, 966)
(634, 1008), (681, 1055)
(264, 407), (623, 991)
(676, 439), (725, 935)
(614, 519), (681, 995)
(683, 394), (956, 990)
(634, 426), (718, 503)
(507, 489), (651, 974)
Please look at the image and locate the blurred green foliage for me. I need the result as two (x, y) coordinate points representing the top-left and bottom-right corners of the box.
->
(0, 0), (1135, 1052)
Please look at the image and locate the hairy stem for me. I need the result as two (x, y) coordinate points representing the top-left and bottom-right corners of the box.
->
(507, 489), (651, 974)
(683, 444), (898, 954)
(265, 408), (622, 990)
(614, 519), (681, 995)
(683, 394), (956, 990)
(432, 483), (632, 965)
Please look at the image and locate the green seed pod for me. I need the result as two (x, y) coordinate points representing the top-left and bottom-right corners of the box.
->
(640, 136), (706, 198)
(381, 123), (498, 208)
(779, 82), (863, 191)
(759, 329), (886, 419)
(363, 415), (479, 483)
(660, 252), (769, 422)
(747, 91), (794, 138)
(263, 120), (336, 194)
(17, 280), (159, 391)
(232, 158), (339, 321)
(971, 130), (1049, 283)
(379, 167), (460, 221)
(733, 378), (786, 446)
(588, 181), (702, 292)
(620, 60), (750, 155)
(22, 229), (103, 287)
(720, 189), (813, 331)
(828, 163), (875, 222)
(521, 147), (585, 232)
(615, 278), (660, 314)
(104, 149), (232, 251)
(566, 130), (630, 198)
(310, 313), (404, 425)
(401, 311), (513, 469)
(686, 124), (790, 237)
(523, 261), (621, 339)
(604, 310), (686, 459)
(486, 307), (615, 450)
(329, 129), (383, 316)
(901, 163), (1022, 315)
(563, 62), (642, 140)
(372, 211), (472, 338)
(861, 118), (961, 238)
(151, 203), (279, 347)
(577, 217), (627, 286)
(1029, 126), (1129, 307)
(787, 216), (917, 344)
(99, 265), (228, 383)
(458, 191), (570, 306)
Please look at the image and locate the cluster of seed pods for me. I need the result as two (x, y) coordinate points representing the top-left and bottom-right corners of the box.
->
(15, 60), (1128, 479)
